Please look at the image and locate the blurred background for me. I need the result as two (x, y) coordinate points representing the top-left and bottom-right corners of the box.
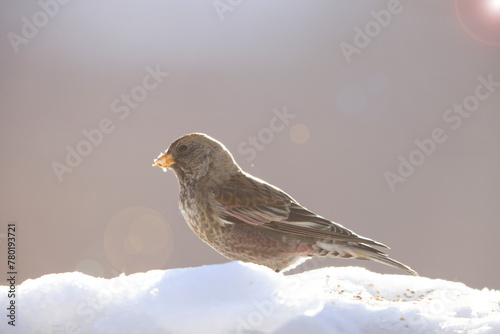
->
(0, 0), (499, 290)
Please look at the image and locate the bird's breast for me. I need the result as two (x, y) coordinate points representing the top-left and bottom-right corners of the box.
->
(179, 189), (228, 243)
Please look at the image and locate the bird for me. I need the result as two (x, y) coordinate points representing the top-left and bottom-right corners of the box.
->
(153, 133), (418, 276)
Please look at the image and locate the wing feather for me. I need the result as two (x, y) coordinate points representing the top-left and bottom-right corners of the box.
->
(213, 172), (388, 249)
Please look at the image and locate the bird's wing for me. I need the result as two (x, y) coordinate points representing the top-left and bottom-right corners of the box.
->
(213, 172), (291, 225)
(213, 172), (388, 248)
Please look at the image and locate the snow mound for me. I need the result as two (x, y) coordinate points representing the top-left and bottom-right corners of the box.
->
(1, 262), (499, 334)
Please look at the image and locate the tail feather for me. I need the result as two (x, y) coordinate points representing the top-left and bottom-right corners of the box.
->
(317, 241), (418, 276)
(358, 244), (418, 276)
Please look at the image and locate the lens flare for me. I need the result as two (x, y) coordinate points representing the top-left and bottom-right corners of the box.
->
(488, 0), (500, 11)
(104, 206), (174, 273)
(455, 0), (500, 45)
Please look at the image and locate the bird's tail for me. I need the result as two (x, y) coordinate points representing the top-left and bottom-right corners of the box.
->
(316, 241), (418, 276)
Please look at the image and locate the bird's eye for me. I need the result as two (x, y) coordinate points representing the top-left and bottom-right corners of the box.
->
(178, 144), (189, 153)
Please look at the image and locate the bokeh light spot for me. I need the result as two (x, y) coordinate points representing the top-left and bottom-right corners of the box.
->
(104, 206), (174, 273)
(333, 64), (391, 122)
(290, 124), (310, 144)
(337, 84), (367, 115)
(125, 234), (144, 254)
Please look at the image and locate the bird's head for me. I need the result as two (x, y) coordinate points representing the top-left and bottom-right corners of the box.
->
(153, 133), (240, 183)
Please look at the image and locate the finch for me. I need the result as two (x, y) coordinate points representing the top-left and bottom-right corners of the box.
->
(153, 133), (417, 275)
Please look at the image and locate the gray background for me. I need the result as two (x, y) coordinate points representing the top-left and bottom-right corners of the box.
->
(1, 0), (499, 289)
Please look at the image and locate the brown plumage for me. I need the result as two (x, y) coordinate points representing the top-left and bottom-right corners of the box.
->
(153, 133), (418, 275)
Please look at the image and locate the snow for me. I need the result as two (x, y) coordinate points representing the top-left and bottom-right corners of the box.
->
(1, 262), (499, 334)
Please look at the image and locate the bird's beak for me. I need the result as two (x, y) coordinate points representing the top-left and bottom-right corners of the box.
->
(152, 152), (175, 170)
